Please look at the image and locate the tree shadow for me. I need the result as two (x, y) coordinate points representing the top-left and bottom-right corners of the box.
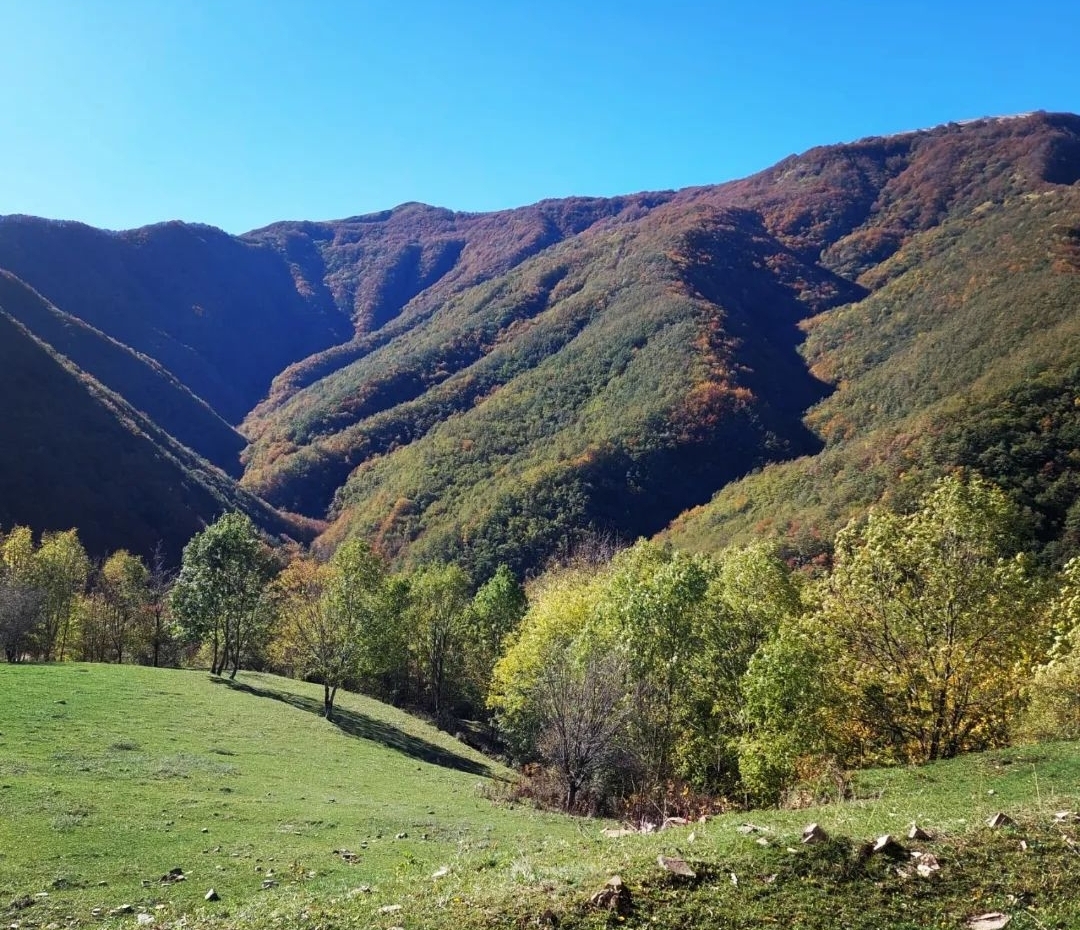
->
(213, 677), (492, 777)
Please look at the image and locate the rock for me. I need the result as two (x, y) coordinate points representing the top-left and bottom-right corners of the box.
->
(911, 851), (941, 877)
(908, 823), (933, 841)
(986, 813), (1014, 829)
(657, 855), (696, 879)
(661, 816), (689, 830)
(737, 823), (766, 834)
(200, 828), (209, 834)
(262, 879), (277, 889)
(588, 875), (631, 915)
(346, 885), (372, 898)
(159, 868), (185, 884)
(334, 849), (360, 863)
(378, 904), (403, 914)
(136, 914), (154, 926)
(395, 832), (407, 840)
(801, 823), (828, 845)
(755, 837), (770, 846)
(601, 827), (636, 838)
(109, 905), (134, 916)
(966, 913), (1011, 930)
(204, 889), (220, 902)
(871, 834), (907, 858)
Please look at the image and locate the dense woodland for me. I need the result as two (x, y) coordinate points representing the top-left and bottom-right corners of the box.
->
(4, 471), (1080, 816)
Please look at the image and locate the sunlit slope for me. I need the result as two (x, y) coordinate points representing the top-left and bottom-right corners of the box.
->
(288, 204), (851, 577)
(3, 665), (1078, 930)
(0, 664), (589, 924)
(666, 186), (1080, 561)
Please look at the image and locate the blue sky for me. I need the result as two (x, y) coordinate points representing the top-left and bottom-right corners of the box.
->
(2, 0), (1078, 233)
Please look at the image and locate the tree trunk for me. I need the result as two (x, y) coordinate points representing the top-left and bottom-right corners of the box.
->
(324, 684), (336, 721)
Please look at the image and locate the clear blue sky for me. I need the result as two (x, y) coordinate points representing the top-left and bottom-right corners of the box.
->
(2, 0), (1077, 234)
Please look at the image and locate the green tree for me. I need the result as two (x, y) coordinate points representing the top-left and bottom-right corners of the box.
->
(0, 526), (40, 662)
(171, 513), (274, 677)
(274, 541), (391, 720)
(738, 616), (842, 804)
(685, 543), (801, 789)
(490, 565), (627, 808)
(34, 530), (90, 661)
(597, 541), (712, 789)
(461, 565), (527, 715)
(818, 474), (1040, 763)
(97, 550), (150, 664)
(1025, 555), (1080, 740)
(489, 566), (602, 760)
(407, 563), (472, 723)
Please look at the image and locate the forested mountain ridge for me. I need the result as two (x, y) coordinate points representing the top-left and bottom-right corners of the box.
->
(0, 294), (298, 560)
(2, 112), (1078, 570)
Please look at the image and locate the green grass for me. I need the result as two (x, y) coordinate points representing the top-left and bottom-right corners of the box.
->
(2, 665), (1079, 929)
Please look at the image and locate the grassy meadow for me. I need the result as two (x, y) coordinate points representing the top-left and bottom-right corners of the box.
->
(2, 664), (1079, 929)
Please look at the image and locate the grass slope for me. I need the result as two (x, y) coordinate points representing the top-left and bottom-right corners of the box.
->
(2, 665), (1079, 930)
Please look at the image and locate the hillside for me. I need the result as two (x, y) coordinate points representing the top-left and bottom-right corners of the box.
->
(244, 112), (1080, 574)
(667, 170), (1080, 563)
(0, 306), (295, 561)
(2, 664), (1078, 929)
(0, 217), (352, 423)
(1, 112), (1078, 569)
(0, 271), (245, 475)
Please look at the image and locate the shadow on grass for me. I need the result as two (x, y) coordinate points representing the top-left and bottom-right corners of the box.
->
(213, 677), (492, 777)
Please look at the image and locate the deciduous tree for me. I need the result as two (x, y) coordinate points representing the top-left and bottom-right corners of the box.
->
(171, 513), (274, 677)
(818, 475), (1040, 763)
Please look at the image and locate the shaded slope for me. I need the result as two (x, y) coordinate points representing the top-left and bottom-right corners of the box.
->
(0, 270), (245, 474)
(0, 217), (352, 422)
(0, 309), (298, 560)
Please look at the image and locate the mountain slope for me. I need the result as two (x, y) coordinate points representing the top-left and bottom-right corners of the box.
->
(0, 305), (297, 560)
(1, 113), (1078, 571)
(239, 112), (1080, 574)
(666, 182), (1080, 563)
(0, 270), (245, 474)
(0, 217), (353, 422)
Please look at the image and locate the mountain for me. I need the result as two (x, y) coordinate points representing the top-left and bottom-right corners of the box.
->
(0, 287), (298, 560)
(1, 112), (1078, 571)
